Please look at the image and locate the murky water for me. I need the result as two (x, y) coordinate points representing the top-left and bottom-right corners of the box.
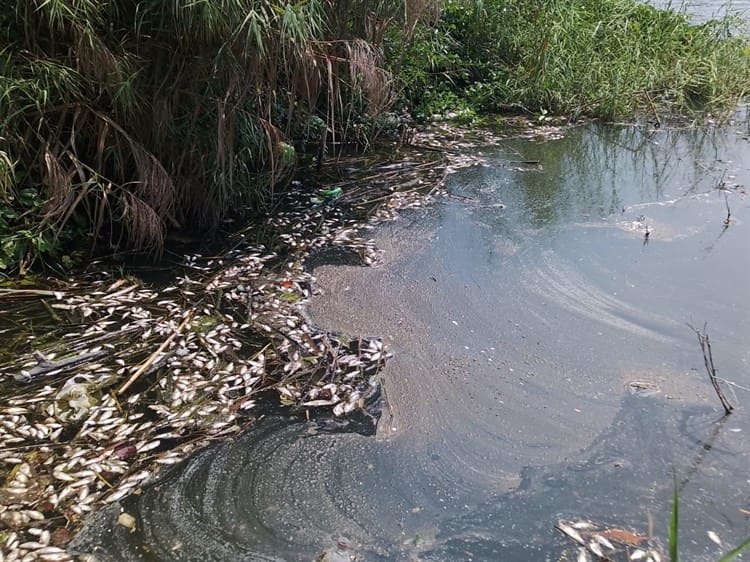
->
(68, 4), (750, 560)
(73, 118), (750, 560)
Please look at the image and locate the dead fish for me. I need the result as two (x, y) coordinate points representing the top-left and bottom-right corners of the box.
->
(599, 528), (648, 546)
(594, 534), (615, 551)
(557, 522), (585, 545)
(103, 487), (131, 504)
(588, 540), (604, 558)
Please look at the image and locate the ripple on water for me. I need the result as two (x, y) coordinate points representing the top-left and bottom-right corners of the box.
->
(72, 393), (749, 561)
(74, 122), (750, 561)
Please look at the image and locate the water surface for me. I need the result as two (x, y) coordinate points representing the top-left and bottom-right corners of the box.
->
(73, 119), (750, 561)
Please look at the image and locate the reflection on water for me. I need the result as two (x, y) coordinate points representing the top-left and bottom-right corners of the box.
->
(73, 121), (750, 561)
(648, 0), (750, 22)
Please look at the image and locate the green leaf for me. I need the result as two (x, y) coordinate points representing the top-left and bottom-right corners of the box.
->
(717, 536), (750, 562)
(669, 477), (679, 562)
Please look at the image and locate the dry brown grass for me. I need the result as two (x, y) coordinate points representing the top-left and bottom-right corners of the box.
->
(0, 0), (445, 270)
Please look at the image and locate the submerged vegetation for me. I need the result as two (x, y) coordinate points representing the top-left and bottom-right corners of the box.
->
(1, 0), (749, 272)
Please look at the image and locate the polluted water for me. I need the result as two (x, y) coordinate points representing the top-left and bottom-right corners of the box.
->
(72, 117), (750, 561)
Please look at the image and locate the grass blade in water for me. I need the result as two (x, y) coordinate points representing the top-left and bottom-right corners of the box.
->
(717, 537), (750, 562)
(669, 480), (679, 562)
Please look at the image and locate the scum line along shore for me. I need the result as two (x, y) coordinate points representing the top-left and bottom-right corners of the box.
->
(0, 121), (563, 561)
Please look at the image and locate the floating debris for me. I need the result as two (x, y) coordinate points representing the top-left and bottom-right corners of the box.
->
(117, 512), (136, 532)
(557, 519), (662, 562)
(627, 380), (660, 397)
(0, 144), (453, 560)
(0, 122), (568, 559)
(707, 530), (722, 546)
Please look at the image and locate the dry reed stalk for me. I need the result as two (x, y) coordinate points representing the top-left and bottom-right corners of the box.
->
(689, 323), (733, 416)
(118, 311), (194, 395)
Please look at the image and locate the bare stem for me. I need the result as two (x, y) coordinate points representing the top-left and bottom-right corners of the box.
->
(723, 193), (731, 229)
(688, 323), (733, 415)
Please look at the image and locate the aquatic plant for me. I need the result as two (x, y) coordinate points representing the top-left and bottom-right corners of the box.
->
(669, 478), (680, 562)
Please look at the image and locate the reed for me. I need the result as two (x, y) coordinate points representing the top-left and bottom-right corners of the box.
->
(4, 0), (748, 273)
(1, 0), (440, 273)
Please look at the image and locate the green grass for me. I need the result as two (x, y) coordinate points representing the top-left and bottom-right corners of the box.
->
(392, 0), (750, 121)
(669, 478), (680, 562)
(0, 0), (431, 273)
(669, 480), (750, 562)
(3, 0), (750, 273)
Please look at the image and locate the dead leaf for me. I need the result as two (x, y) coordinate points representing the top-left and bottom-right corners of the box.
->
(599, 528), (649, 546)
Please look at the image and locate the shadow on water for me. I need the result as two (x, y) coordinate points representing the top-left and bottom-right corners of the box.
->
(73, 120), (750, 561)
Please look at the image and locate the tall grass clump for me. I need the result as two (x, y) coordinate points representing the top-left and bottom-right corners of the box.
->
(0, 0), (441, 273)
(392, 0), (750, 120)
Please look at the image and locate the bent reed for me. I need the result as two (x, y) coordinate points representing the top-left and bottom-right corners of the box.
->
(0, 0), (437, 273)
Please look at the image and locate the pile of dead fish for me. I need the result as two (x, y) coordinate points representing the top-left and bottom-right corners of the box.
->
(557, 519), (664, 562)
(0, 147), (450, 561)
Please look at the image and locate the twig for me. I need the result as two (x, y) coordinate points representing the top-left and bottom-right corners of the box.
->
(117, 311), (194, 395)
(715, 378), (750, 393)
(688, 323), (733, 415)
(723, 193), (731, 229)
(0, 289), (63, 298)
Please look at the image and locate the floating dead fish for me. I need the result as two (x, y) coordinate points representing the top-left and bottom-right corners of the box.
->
(558, 518), (660, 562)
(593, 534), (615, 551)
(0, 148), (440, 560)
(557, 523), (586, 545)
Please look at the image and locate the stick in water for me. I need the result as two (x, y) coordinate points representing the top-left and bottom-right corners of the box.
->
(118, 311), (194, 395)
(688, 323), (733, 415)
